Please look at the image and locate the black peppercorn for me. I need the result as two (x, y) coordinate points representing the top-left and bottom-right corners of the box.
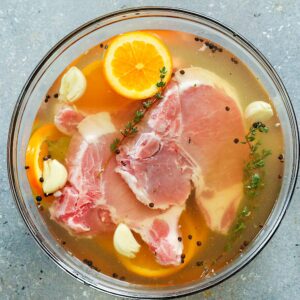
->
(36, 196), (42, 202)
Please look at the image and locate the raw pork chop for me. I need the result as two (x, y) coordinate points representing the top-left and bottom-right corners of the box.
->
(116, 82), (203, 210)
(50, 112), (184, 265)
(116, 68), (248, 234)
(49, 132), (115, 235)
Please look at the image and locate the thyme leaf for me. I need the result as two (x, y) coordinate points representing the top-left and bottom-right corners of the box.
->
(110, 138), (120, 153)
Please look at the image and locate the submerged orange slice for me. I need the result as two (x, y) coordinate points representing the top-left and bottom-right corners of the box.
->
(75, 60), (131, 113)
(104, 31), (172, 100)
(118, 212), (207, 278)
(26, 124), (63, 194)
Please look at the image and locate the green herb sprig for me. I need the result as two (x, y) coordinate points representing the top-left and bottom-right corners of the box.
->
(225, 122), (271, 251)
(240, 122), (271, 198)
(110, 67), (168, 153)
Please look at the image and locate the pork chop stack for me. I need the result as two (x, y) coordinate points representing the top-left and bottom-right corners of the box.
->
(50, 67), (248, 266)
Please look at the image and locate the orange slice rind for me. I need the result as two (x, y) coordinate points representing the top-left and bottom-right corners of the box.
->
(26, 124), (63, 195)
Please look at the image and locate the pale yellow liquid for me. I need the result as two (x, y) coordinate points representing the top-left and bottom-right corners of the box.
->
(32, 30), (284, 286)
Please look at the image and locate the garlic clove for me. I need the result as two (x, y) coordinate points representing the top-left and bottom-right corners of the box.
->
(42, 159), (68, 194)
(59, 66), (87, 102)
(113, 223), (141, 258)
(245, 101), (274, 122)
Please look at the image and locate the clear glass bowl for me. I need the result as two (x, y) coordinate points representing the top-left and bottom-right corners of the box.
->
(7, 7), (299, 298)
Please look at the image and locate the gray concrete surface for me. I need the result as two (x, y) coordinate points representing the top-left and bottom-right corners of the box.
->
(0, 0), (299, 299)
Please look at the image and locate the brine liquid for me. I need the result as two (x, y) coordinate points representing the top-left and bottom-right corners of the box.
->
(32, 30), (284, 286)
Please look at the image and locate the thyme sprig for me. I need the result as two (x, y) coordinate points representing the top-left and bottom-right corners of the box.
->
(240, 122), (271, 198)
(225, 122), (271, 251)
(110, 67), (168, 153)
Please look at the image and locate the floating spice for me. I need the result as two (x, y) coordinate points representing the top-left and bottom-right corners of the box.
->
(194, 36), (204, 42)
(83, 259), (93, 267)
(44, 95), (50, 103)
(196, 261), (204, 267)
(35, 196), (42, 202)
(83, 258), (99, 271)
(231, 57), (239, 64)
(204, 41), (222, 53)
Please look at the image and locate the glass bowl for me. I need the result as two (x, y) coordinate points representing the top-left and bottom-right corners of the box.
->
(7, 7), (299, 299)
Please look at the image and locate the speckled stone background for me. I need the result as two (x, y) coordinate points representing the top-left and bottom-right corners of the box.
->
(0, 0), (299, 299)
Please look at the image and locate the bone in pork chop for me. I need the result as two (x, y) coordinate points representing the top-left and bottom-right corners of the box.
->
(116, 82), (203, 210)
(116, 67), (248, 234)
(50, 112), (184, 265)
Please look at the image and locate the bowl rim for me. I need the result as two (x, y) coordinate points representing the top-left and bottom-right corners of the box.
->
(7, 6), (299, 299)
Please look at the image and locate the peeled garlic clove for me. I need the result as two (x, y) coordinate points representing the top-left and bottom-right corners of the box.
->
(245, 101), (274, 122)
(113, 223), (141, 258)
(42, 159), (68, 194)
(59, 66), (87, 102)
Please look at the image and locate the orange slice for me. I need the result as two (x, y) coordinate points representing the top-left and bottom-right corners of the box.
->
(104, 31), (172, 100)
(75, 61), (132, 113)
(117, 212), (207, 278)
(26, 124), (63, 195)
